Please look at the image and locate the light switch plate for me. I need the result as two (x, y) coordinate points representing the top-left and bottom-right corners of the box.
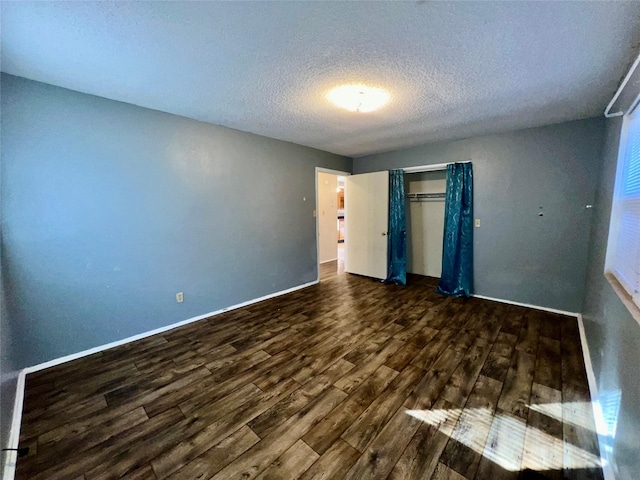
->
(474, 219), (481, 227)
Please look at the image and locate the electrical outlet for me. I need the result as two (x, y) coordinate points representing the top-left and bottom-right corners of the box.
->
(474, 219), (481, 227)
(176, 292), (184, 303)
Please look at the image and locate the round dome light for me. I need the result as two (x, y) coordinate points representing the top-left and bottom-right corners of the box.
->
(326, 84), (390, 113)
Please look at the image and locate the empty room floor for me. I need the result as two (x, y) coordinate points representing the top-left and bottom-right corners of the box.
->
(16, 274), (603, 480)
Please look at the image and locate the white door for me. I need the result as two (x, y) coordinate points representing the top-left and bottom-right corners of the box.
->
(345, 171), (389, 279)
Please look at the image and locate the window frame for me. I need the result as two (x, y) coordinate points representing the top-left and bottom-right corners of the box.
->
(606, 100), (640, 323)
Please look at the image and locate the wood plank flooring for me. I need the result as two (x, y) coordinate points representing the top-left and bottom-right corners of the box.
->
(319, 260), (339, 280)
(16, 274), (603, 480)
(319, 245), (345, 281)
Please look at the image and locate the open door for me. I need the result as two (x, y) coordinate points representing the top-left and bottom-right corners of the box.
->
(344, 171), (389, 279)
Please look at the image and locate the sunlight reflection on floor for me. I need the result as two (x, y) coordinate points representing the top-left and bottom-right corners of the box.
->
(530, 402), (593, 431)
(405, 406), (603, 472)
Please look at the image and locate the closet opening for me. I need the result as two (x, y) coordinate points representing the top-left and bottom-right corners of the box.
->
(405, 170), (447, 288)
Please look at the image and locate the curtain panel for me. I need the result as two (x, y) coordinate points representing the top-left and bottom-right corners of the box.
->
(436, 162), (473, 297)
(384, 169), (407, 286)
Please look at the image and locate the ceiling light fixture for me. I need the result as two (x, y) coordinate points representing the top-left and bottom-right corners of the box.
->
(327, 84), (390, 113)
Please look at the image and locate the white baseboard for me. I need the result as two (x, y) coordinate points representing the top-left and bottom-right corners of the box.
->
(3, 283), (610, 480)
(23, 280), (318, 374)
(471, 293), (578, 317)
(576, 314), (615, 480)
(2, 370), (26, 480)
(473, 295), (613, 478)
(3, 280), (319, 478)
(319, 258), (338, 264)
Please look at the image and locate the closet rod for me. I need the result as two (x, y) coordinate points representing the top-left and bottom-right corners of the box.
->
(402, 160), (470, 174)
(405, 192), (446, 199)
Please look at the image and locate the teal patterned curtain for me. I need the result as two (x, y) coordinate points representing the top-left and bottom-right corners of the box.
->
(436, 163), (473, 297)
(384, 169), (407, 286)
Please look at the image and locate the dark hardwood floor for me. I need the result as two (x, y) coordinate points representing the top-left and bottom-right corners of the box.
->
(16, 274), (603, 480)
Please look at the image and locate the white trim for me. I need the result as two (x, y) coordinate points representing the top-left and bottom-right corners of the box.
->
(576, 314), (616, 480)
(604, 114), (630, 272)
(402, 161), (470, 174)
(24, 280), (318, 374)
(315, 167), (350, 283)
(471, 293), (578, 316)
(625, 90), (640, 118)
(315, 167), (351, 177)
(2, 370), (26, 480)
(2, 279), (318, 478)
(471, 293), (613, 478)
(319, 258), (338, 264)
(612, 269), (635, 299)
(605, 272), (640, 328)
(1, 286), (611, 480)
(604, 51), (640, 118)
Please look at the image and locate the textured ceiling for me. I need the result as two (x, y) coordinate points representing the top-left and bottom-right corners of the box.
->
(2, 1), (640, 157)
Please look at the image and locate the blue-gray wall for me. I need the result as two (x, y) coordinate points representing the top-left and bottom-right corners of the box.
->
(4, 71), (636, 474)
(1, 158), (18, 456)
(581, 117), (640, 480)
(353, 118), (605, 312)
(0, 73), (350, 372)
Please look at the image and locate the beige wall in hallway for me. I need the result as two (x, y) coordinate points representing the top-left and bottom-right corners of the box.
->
(318, 172), (338, 263)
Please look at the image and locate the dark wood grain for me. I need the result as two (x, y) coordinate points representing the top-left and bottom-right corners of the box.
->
(341, 364), (424, 452)
(15, 273), (602, 480)
(303, 364), (397, 454)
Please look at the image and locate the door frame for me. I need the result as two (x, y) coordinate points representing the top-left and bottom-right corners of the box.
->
(315, 167), (351, 282)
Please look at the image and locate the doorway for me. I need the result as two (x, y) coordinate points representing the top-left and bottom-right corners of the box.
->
(335, 164), (455, 285)
(316, 168), (350, 281)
